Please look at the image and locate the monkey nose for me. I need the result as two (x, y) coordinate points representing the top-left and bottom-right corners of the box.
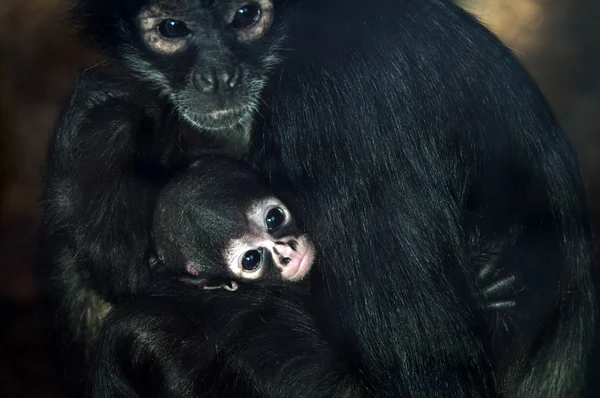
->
(273, 241), (297, 257)
(222, 66), (243, 88)
(194, 69), (217, 93)
(273, 241), (298, 263)
(193, 66), (243, 93)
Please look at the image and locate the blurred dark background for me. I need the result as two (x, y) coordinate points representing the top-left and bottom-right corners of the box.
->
(0, 0), (598, 396)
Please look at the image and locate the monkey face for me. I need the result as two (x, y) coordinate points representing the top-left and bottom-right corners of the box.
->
(177, 196), (315, 291)
(134, 0), (279, 131)
(223, 198), (315, 284)
(85, 0), (280, 131)
(152, 157), (315, 291)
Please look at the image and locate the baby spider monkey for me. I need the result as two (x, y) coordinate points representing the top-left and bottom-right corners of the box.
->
(150, 156), (315, 291)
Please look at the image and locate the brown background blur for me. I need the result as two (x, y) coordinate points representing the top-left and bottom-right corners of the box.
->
(0, 0), (598, 396)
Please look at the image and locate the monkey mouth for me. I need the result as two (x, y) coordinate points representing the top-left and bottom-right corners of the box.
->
(207, 108), (242, 120)
(288, 246), (315, 281)
(198, 106), (252, 131)
(179, 104), (252, 131)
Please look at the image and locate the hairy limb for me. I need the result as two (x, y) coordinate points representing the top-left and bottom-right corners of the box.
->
(43, 94), (167, 300)
(89, 285), (366, 398)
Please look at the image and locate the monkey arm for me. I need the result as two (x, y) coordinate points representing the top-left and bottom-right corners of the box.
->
(222, 290), (367, 398)
(40, 75), (163, 301)
(257, 61), (496, 395)
(89, 285), (367, 398)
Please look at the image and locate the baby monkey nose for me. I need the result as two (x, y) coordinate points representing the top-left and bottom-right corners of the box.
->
(194, 66), (243, 93)
(273, 240), (299, 267)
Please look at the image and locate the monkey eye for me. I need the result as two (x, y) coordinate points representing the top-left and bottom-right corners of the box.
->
(157, 19), (190, 39)
(265, 207), (286, 232)
(241, 249), (262, 271)
(231, 4), (262, 29)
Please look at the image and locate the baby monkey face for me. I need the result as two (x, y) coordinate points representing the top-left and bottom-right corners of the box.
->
(180, 196), (315, 291)
(224, 197), (315, 283)
(151, 157), (315, 291)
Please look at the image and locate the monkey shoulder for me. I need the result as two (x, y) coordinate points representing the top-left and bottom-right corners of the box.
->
(50, 64), (164, 152)
(72, 62), (160, 107)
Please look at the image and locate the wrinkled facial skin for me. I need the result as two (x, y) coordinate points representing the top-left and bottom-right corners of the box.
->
(120, 0), (281, 131)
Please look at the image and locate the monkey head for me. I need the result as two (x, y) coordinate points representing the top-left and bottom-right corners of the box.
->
(72, 0), (282, 131)
(151, 156), (315, 291)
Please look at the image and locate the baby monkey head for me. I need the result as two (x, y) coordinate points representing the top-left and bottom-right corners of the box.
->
(73, 0), (281, 131)
(152, 156), (315, 291)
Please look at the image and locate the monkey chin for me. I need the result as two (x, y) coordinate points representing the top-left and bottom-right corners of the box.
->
(181, 106), (253, 132)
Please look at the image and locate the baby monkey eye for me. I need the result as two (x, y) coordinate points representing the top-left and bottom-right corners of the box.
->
(265, 207), (285, 232)
(241, 249), (262, 271)
(158, 19), (190, 38)
(231, 4), (262, 29)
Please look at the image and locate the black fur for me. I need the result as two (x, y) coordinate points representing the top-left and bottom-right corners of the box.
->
(89, 153), (537, 397)
(87, 149), (537, 397)
(89, 282), (361, 398)
(248, 0), (595, 396)
(38, 0), (596, 396)
(85, 156), (352, 397)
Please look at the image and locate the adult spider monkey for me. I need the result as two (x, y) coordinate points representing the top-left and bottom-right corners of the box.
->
(38, 0), (596, 396)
